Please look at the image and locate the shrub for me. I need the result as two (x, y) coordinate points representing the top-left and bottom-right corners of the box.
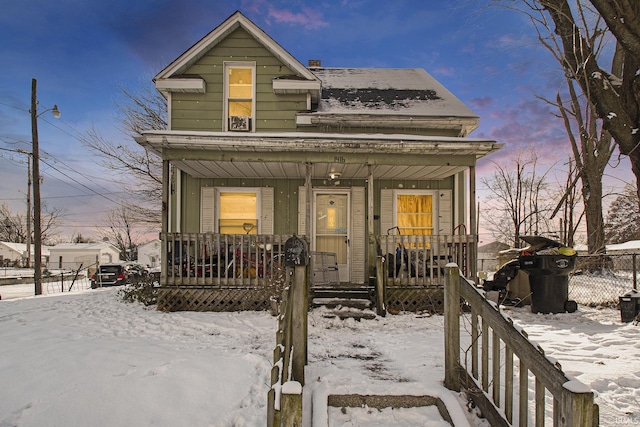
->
(118, 277), (158, 306)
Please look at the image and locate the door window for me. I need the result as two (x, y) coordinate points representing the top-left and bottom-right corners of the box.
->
(315, 194), (348, 264)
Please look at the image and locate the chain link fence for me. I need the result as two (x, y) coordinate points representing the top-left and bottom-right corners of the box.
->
(569, 254), (639, 306)
(479, 253), (639, 307)
(0, 262), (97, 297)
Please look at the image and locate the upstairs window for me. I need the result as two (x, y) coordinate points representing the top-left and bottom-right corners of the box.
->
(225, 62), (255, 131)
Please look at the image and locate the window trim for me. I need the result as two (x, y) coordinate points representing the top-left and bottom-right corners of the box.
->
(223, 61), (256, 132)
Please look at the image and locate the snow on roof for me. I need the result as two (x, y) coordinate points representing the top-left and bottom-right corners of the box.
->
(1, 242), (51, 255)
(50, 242), (117, 252)
(606, 240), (640, 252)
(310, 67), (478, 118)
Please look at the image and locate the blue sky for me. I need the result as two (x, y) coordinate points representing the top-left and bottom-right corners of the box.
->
(0, 0), (632, 241)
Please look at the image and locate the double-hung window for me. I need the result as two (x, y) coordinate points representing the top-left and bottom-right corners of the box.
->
(395, 192), (435, 236)
(224, 62), (255, 131)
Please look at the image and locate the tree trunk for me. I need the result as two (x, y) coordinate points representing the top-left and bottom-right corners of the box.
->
(582, 177), (605, 253)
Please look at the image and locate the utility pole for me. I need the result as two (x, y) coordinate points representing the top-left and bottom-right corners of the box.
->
(26, 155), (31, 268)
(31, 78), (42, 295)
(30, 78), (60, 295)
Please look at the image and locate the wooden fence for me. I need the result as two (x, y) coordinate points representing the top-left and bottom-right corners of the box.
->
(444, 264), (599, 426)
(267, 264), (308, 427)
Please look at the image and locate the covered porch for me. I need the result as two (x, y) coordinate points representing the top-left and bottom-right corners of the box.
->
(135, 130), (499, 311)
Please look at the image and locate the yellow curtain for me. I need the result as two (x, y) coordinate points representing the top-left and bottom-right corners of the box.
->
(397, 194), (433, 235)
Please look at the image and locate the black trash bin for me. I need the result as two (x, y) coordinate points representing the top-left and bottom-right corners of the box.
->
(517, 236), (577, 314)
(619, 289), (640, 323)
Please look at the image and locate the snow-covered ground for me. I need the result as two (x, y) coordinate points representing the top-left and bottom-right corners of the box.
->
(0, 281), (638, 426)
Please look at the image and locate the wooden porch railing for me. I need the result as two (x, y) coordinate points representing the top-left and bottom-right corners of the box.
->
(267, 264), (308, 427)
(377, 233), (477, 286)
(160, 232), (292, 288)
(444, 264), (599, 426)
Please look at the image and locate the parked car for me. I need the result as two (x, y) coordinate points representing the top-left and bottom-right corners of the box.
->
(91, 263), (128, 288)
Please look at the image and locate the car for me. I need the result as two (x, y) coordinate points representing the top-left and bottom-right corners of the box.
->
(91, 263), (128, 288)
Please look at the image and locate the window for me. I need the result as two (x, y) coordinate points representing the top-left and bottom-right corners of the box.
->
(201, 187), (273, 234)
(225, 62), (255, 131)
(395, 192), (434, 236)
(219, 191), (258, 234)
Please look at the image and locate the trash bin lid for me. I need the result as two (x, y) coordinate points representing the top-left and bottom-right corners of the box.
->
(519, 235), (563, 252)
(621, 289), (640, 298)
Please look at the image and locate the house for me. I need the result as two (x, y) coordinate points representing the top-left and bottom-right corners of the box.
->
(48, 242), (121, 271)
(0, 242), (50, 268)
(134, 11), (502, 311)
(606, 240), (640, 254)
(137, 239), (161, 267)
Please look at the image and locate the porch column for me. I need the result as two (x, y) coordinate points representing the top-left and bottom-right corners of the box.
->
(161, 159), (169, 282)
(305, 163), (312, 238)
(367, 165), (375, 279)
(469, 164), (477, 281)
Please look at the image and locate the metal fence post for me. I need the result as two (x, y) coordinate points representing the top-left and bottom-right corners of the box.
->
(633, 254), (637, 290)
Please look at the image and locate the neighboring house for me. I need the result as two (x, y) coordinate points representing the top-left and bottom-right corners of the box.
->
(48, 242), (121, 270)
(477, 241), (511, 272)
(134, 11), (502, 311)
(606, 240), (640, 255)
(0, 242), (50, 268)
(137, 239), (161, 267)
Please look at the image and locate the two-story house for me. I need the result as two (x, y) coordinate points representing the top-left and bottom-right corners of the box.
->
(134, 11), (502, 312)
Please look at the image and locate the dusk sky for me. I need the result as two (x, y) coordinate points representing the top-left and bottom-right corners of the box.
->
(0, 0), (632, 242)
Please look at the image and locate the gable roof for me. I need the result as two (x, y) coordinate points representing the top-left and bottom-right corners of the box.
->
(300, 67), (479, 134)
(154, 11), (319, 84)
(312, 67), (477, 118)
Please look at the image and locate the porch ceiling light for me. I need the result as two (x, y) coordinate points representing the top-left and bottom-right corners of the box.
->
(328, 172), (341, 180)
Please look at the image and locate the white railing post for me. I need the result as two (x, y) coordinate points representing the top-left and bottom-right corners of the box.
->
(444, 262), (461, 391)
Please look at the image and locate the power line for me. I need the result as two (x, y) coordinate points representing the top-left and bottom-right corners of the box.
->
(39, 157), (126, 206)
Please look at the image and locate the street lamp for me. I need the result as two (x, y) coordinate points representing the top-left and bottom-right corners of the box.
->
(30, 78), (60, 295)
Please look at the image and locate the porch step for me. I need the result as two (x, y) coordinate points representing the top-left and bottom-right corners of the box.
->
(311, 286), (376, 320)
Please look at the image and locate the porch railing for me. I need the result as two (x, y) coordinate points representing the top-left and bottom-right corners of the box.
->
(160, 232), (293, 288)
(377, 233), (477, 286)
(444, 265), (599, 426)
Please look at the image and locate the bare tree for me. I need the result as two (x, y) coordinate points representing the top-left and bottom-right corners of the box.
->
(81, 83), (166, 229)
(550, 158), (585, 247)
(605, 183), (640, 244)
(516, 0), (640, 205)
(0, 202), (62, 245)
(0, 203), (27, 243)
(551, 74), (614, 253)
(481, 151), (554, 247)
(98, 207), (140, 261)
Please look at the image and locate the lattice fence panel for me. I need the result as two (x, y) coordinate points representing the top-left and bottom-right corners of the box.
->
(385, 287), (444, 313)
(158, 287), (271, 312)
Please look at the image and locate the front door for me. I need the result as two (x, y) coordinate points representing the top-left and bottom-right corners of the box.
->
(313, 191), (350, 283)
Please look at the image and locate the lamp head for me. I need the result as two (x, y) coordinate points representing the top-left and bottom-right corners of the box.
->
(51, 105), (61, 119)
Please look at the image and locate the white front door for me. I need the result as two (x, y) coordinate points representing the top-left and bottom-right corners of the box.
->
(313, 191), (350, 283)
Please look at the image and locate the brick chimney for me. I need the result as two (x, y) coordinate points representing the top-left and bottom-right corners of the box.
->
(308, 59), (321, 67)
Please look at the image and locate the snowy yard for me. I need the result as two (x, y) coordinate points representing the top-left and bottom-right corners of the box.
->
(0, 282), (638, 426)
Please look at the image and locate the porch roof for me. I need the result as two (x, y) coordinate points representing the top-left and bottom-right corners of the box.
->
(135, 130), (502, 180)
